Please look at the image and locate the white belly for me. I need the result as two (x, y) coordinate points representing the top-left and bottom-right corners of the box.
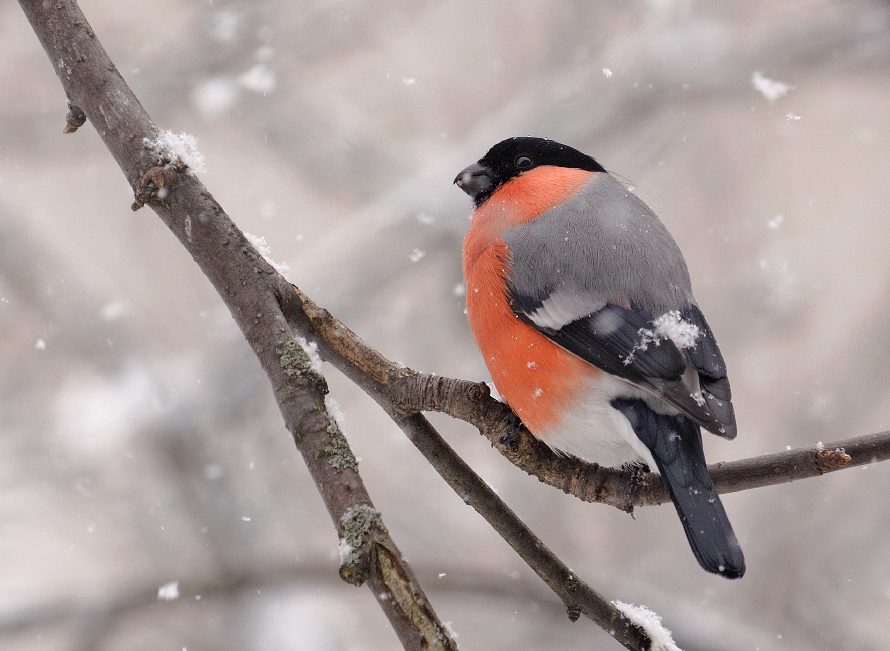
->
(539, 374), (660, 470)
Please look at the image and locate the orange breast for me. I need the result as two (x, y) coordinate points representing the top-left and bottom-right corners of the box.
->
(462, 167), (599, 436)
(463, 166), (596, 266)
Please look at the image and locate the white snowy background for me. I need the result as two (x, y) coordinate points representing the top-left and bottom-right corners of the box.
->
(2, 0), (890, 649)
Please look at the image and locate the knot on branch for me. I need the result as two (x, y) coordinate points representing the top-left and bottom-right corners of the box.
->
(338, 504), (385, 587)
(131, 166), (169, 211)
(132, 131), (208, 210)
(563, 573), (584, 622)
(468, 381), (490, 402)
(338, 504), (458, 649)
(817, 447), (851, 472)
(63, 103), (86, 134)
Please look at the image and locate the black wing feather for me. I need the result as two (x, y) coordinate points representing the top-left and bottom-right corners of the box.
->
(517, 303), (687, 383)
(680, 304), (736, 437)
(510, 285), (736, 438)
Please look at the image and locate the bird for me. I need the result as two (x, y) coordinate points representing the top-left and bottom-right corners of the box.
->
(454, 137), (745, 579)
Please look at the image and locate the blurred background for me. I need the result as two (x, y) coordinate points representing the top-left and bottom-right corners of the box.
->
(2, 0), (890, 648)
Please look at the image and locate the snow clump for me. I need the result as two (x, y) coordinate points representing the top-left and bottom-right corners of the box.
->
(144, 130), (206, 173)
(613, 601), (681, 651)
(244, 232), (290, 277)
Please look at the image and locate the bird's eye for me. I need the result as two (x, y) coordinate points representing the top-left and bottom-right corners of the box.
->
(515, 155), (533, 169)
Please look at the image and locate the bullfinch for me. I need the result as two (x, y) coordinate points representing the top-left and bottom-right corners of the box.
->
(455, 137), (745, 579)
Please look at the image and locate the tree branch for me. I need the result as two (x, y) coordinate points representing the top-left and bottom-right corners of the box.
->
(278, 280), (651, 649)
(283, 285), (890, 508)
(18, 2), (455, 649)
(389, 410), (645, 644)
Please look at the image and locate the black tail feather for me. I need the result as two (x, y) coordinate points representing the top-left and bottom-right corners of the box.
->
(611, 398), (746, 579)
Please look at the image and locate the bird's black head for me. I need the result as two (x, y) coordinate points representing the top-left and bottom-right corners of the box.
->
(454, 137), (605, 207)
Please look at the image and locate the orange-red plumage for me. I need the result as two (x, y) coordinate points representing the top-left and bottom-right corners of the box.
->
(462, 165), (594, 265)
(462, 166), (597, 436)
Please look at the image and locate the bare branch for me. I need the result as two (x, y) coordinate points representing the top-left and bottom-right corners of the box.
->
(276, 289), (651, 647)
(704, 432), (888, 497)
(283, 284), (890, 508)
(18, 2), (455, 649)
(389, 411), (650, 648)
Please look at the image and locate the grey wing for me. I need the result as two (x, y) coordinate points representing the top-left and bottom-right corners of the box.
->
(502, 173), (736, 438)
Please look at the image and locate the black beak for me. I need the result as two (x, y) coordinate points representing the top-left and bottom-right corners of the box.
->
(454, 162), (493, 203)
